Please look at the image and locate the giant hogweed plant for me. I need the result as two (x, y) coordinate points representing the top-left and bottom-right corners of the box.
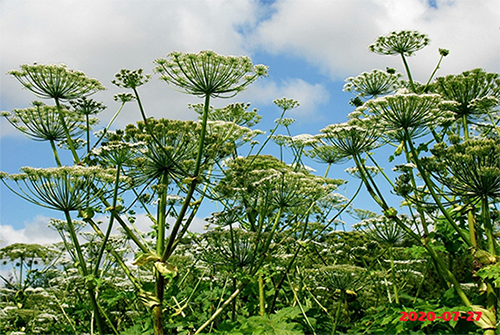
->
(315, 30), (500, 334)
(1, 51), (269, 335)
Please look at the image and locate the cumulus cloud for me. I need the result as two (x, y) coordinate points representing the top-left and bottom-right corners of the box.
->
(2, 0), (498, 134)
(251, 0), (500, 80)
(239, 78), (330, 120)
(0, 215), (60, 248)
(0, 0), (261, 133)
(0, 212), (208, 248)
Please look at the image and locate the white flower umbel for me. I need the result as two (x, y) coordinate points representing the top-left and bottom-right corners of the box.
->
(368, 31), (430, 57)
(0, 166), (121, 211)
(154, 50), (268, 98)
(344, 69), (402, 98)
(319, 121), (380, 159)
(1, 101), (87, 142)
(362, 93), (453, 141)
(9, 64), (105, 101)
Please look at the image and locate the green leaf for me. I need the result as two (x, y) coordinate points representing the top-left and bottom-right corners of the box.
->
(154, 261), (177, 278)
(78, 207), (95, 219)
(132, 252), (160, 266)
(394, 141), (404, 156)
(138, 290), (160, 309)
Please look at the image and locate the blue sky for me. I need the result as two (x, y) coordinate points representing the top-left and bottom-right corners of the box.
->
(0, 0), (499, 247)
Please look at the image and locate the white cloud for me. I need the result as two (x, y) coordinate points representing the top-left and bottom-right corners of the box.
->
(0, 212), (208, 248)
(251, 0), (500, 81)
(0, 0), (261, 134)
(239, 78), (330, 120)
(0, 215), (60, 248)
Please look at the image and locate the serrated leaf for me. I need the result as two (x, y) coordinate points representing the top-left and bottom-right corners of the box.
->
(474, 249), (498, 265)
(472, 305), (496, 330)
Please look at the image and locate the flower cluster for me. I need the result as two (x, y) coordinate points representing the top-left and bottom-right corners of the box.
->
(217, 155), (343, 215)
(318, 120), (380, 159)
(189, 102), (262, 127)
(344, 69), (402, 98)
(354, 216), (406, 246)
(273, 98), (300, 111)
(1, 101), (88, 142)
(9, 64), (105, 100)
(154, 50), (268, 98)
(433, 68), (500, 120)
(70, 97), (106, 116)
(205, 120), (264, 152)
(123, 119), (199, 184)
(112, 68), (150, 89)
(312, 264), (366, 291)
(359, 92), (454, 140)
(424, 139), (500, 200)
(0, 166), (125, 212)
(368, 31), (430, 57)
(92, 140), (145, 167)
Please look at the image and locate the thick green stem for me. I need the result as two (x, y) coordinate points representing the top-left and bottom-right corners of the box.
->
(152, 174), (169, 335)
(161, 96), (211, 262)
(152, 302), (163, 335)
(86, 114), (91, 155)
(157, 174), (168, 257)
(49, 140), (62, 167)
(193, 94), (211, 177)
(93, 165), (121, 277)
(405, 130), (472, 247)
(389, 247), (400, 304)
(258, 274), (265, 317)
(231, 277), (237, 322)
(463, 114), (470, 140)
(332, 290), (345, 335)
(467, 207), (478, 248)
(55, 98), (80, 164)
(481, 196), (497, 256)
(400, 54), (415, 92)
(64, 211), (105, 335)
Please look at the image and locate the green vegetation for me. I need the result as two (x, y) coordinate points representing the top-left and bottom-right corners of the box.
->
(1, 32), (499, 334)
